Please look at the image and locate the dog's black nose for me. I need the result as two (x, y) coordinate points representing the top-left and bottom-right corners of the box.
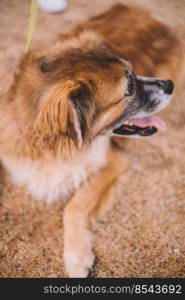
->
(163, 80), (174, 94)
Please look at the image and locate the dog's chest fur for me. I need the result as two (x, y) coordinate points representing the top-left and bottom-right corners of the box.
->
(1, 136), (109, 203)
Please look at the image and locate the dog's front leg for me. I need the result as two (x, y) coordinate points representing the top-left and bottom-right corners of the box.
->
(63, 147), (128, 277)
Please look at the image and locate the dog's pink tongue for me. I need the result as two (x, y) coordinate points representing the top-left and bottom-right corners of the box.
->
(131, 116), (166, 130)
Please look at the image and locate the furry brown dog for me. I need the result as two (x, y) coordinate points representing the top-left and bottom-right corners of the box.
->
(0, 4), (183, 277)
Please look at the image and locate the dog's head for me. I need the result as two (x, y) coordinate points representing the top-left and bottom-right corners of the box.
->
(13, 31), (173, 155)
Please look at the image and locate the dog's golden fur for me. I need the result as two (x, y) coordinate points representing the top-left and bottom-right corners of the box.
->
(0, 4), (183, 277)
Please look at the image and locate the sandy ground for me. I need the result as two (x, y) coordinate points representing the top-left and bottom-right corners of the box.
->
(0, 0), (185, 278)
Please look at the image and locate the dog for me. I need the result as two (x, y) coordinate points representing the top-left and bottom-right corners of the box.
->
(0, 4), (183, 277)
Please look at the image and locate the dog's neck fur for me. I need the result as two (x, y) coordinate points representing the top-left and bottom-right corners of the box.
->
(1, 135), (109, 203)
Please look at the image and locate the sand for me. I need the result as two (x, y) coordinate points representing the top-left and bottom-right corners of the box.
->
(0, 0), (185, 278)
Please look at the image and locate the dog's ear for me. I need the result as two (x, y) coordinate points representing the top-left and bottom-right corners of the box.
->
(68, 81), (94, 146)
(34, 81), (93, 147)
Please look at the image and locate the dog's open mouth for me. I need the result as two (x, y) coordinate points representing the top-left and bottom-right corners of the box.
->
(113, 115), (166, 137)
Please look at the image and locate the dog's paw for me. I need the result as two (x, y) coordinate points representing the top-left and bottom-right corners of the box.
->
(64, 247), (95, 278)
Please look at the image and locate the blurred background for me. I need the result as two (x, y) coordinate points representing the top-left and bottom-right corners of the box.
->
(0, 0), (185, 278)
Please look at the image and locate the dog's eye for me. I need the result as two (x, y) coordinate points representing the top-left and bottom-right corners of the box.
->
(125, 76), (135, 97)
